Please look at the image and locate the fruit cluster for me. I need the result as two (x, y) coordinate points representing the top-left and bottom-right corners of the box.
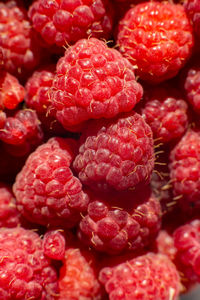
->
(1, 0), (200, 299)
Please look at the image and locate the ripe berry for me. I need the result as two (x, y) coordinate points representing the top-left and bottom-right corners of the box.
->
(13, 137), (89, 228)
(78, 189), (161, 254)
(73, 112), (154, 192)
(59, 246), (103, 300)
(141, 85), (188, 143)
(169, 129), (200, 213)
(0, 72), (25, 110)
(99, 253), (180, 300)
(28, 0), (114, 47)
(0, 1), (41, 78)
(117, 2), (194, 83)
(50, 38), (143, 129)
(0, 227), (58, 299)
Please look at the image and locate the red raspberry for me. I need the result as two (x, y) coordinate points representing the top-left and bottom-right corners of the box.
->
(25, 65), (65, 135)
(169, 129), (200, 213)
(0, 183), (21, 228)
(141, 85), (188, 143)
(28, 0), (113, 47)
(0, 72), (25, 110)
(183, 65), (200, 114)
(174, 220), (200, 284)
(0, 111), (6, 128)
(117, 2), (194, 83)
(0, 1), (41, 78)
(42, 230), (66, 260)
(59, 246), (103, 300)
(0, 227), (58, 299)
(73, 112), (154, 192)
(13, 137), (89, 228)
(185, 0), (200, 40)
(0, 109), (43, 157)
(50, 38), (143, 129)
(78, 189), (161, 254)
(99, 253), (180, 300)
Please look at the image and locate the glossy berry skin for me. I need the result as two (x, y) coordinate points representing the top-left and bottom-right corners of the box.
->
(13, 137), (89, 228)
(141, 86), (188, 143)
(99, 253), (180, 300)
(0, 1), (41, 78)
(28, 0), (113, 47)
(59, 247), (103, 300)
(169, 129), (200, 213)
(0, 109), (43, 157)
(50, 38), (143, 129)
(174, 220), (200, 284)
(0, 183), (21, 228)
(0, 227), (58, 299)
(78, 190), (161, 254)
(117, 2), (194, 83)
(184, 66), (200, 114)
(73, 112), (154, 192)
(0, 72), (25, 110)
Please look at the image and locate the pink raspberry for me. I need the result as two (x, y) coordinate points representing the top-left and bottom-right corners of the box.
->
(0, 72), (25, 110)
(13, 137), (89, 228)
(73, 112), (154, 192)
(169, 129), (200, 213)
(0, 1), (41, 78)
(50, 38), (143, 129)
(25, 65), (65, 135)
(117, 2), (194, 83)
(59, 246), (103, 300)
(174, 219), (200, 284)
(78, 189), (161, 254)
(28, 0), (113, 47)
(0, 183), (21, 228)
(155, 230), (177, 262)
(0, 109), (43, 157)
(183, 65), (200, 114)
(0, 227), (58, 299)
(99, 253), (180, 300)
(141, 85), (188, 143)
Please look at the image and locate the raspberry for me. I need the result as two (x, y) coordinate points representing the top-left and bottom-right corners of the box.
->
(50, 38), (143, 129)
(141, 85), (188, 143)
(0, 111), (6, 129)
(183, 65), (200, 114)
(169, 129), (200, 213)
(78, 189), (161, 254)
(59, 246), (103, 300)
(42, 230), (66, 260)
(28, 0), (113, 47)
(174, 219), (200, 284)
(185, 0), (200, 40)
(0, 227), (58, 299)
(155, 230), (177, 262)
(25, 65), (65, 135)
(73, 112), (154, 192)
(13, 137), (89, 228)
(0, 109), (43, 157)
(0, 183), (21, 228)
(117, 2), (194, 83)
(99, 253), (180, 300)
(0, 72), (25, 110)
(0, 1), (41, 78)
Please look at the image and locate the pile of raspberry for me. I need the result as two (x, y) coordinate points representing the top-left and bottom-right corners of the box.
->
(1, 0), (200, 299)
